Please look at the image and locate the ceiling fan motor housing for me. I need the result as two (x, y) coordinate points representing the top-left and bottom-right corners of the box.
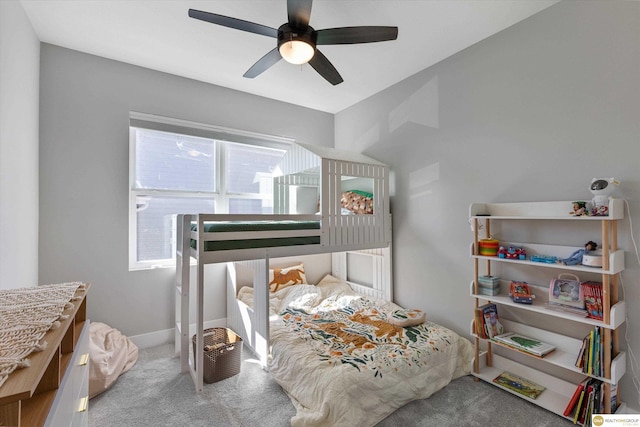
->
(278, 23), (317, 50)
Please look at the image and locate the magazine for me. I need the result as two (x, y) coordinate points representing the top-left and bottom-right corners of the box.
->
(493, 371), (545, 399)
(492, 331), (556, 357)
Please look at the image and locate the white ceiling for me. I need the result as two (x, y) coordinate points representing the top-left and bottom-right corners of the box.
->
(19, 0), (558, 114)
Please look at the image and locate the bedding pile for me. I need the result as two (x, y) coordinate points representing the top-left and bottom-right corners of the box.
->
(238, 275), (473, 427)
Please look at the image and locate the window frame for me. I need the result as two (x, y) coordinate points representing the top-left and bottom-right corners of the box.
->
(128, 112), (293, 270)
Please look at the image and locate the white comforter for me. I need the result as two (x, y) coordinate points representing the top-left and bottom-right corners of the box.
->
(238, 278), (473, 427)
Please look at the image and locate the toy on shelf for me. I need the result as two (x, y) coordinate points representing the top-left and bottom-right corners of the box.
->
(582, 250), (603, 268)
(530, 254), (558, 264)
(498, 245), (526, 260)
(557, 241), (597, 266)
(589, 177), (620, 216)
(510, 281), (533, 304)
(478, 275), (501, 296)
(478, 238), (499, 256)
(570, 201), (588, 216)
(549, 273), (583, 309)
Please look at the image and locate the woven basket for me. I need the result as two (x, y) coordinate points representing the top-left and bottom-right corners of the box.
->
(192, 328), (242, 384)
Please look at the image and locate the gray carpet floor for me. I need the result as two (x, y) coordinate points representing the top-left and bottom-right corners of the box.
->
(89, 343), (575, 427)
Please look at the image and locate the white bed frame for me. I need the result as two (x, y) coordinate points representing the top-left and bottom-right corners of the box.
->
(175, 143), (392, 391)
(226, 250), (392, 368)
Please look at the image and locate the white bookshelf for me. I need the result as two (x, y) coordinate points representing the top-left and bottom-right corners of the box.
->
(469, 200), (626, 419)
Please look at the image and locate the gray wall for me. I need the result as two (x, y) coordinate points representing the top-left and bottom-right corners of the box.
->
(38, 44), (334, 337)
(335, 0), (640, 411)
(0, 1), (40, 289)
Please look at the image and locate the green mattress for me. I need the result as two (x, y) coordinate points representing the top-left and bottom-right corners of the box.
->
(190, 220), (321, 251)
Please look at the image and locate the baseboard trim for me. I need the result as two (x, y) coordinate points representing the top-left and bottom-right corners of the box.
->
(129, 318), (227, 350)
(128, 328), (173, 349)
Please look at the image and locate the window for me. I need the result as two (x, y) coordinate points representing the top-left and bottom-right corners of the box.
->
(129, 113), (291, 270)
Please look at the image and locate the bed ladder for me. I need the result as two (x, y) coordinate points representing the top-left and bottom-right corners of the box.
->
(175, 215), (195, 379)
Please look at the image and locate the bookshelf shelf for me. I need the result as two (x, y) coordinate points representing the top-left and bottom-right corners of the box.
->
(474, 352), (577, 419)
(471, 319), (626, 384)
(469, 281), (627, 329)
(470, 244), (624, 275)
(469, 200), (625, 418)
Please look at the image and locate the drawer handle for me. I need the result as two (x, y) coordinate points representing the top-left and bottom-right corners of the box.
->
(77, 396), (88, 413)
(79, 353), (89, 366)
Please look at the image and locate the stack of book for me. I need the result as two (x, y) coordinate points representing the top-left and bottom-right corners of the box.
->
(575, 326), (606, 377)
(562, 379), (614, 424)
(473, 303), (504, 339)
(582, 281), (604, 320)
(478, 275), (500, 296)
(492, 331), (556, 357)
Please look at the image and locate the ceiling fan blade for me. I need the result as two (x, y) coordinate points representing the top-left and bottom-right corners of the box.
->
(316, 26), (398, 45)
(188, 9), (278, 38)
(243, 48), (283, 79)
(287, 0), (313, 30)
(308, 49), (343, 86)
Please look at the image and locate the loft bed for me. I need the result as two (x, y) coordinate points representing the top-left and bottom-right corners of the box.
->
(175, 143), (393, 392)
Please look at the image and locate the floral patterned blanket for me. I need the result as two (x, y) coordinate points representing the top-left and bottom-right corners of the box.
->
(259, 276), (473, 427)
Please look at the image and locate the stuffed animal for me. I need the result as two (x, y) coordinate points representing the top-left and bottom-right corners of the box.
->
(589, 178), (619, 216)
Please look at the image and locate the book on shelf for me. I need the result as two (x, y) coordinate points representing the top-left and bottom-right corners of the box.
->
(482, 303), (504, 339)
(581, 281), (603, 320)
(492, 371), (545, 399)
(610, 382), (618, 413)
(474, 306), (486, 338)
(565, 379), (600, 424)
(588, 329), (595, 376)
(492, 331), (556, 357)
(572, 386), (586, 424)
(575, 336), (589, 370)
(579, 383), (596, 425)
(594, 380), (603, 415)
(474, 303), (504, 339)
(576, 327), (606, 377)
(563, 379), (588, 417)
(575, 380), (601, 425)
(509, 281), (533, 304)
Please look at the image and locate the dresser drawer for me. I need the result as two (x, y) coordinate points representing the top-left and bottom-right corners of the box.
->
(44, 321), (90, 427)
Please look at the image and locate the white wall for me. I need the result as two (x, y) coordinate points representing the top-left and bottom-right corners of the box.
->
(0, 1), (40, 289)
(335, 0), (640, 411)
(38, 44), (334, 339)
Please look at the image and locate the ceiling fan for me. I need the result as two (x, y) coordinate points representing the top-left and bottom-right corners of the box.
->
(188, 0), (398, 85)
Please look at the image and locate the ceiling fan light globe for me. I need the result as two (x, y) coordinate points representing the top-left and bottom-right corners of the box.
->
(279, 40), (315, 64)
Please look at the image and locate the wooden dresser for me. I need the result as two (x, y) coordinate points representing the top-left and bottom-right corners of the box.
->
(0, 285), (90, 427)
